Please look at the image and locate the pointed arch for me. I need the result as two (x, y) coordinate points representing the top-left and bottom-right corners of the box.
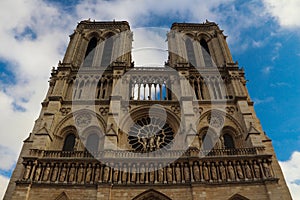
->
(200, 39), (213, 67)
(185, 36), (196, 66)
(223, 133), (235, 149)
(228, 194), (250, 200)
(101, 32), (115, 67)
(83, 37), (98, 67)
(133, 189), (172, 200)
(86, 133), (100, 153)
(62, 133), (76, 151)
(55, 192), (70, 200)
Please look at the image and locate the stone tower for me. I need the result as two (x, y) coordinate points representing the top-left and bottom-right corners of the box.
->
(4, 20), (291, 200)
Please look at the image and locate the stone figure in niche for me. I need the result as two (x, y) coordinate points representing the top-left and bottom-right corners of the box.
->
(193, 162), (200, 181)
(103, 165), (110, 183)
(42, 163), (51, 181)
(68, 163), (76, 182)
(94, 165), (101, 182)
(219, 162), (226, 181)
(158, 163), (164, 183)
(86, 163), (92, 183)
(263, 162), (271, 178)
(227, 161), (235, 180)
(149, 163), (155, 183)
(140, 163), (145, 183)
(203, 163), (210, 181)
(77, 163), (84, 183)
(59, 163), (67, 182)
(34, 164), (42, 181)
(74, 137), (83, 151)
(23, 164), (32, 180)
(236, 162), (244, 179)
(131, 164), (137, 183)
(245, 161), (252, 179)
(167, 165), (173, 183)
(113, 164), (119, 183)
(184, 163), (190, 182)
(122, 164), (128, 183)
(253, 161), (261, 178)
(51, 164), (59, 182)
(211, 163), (217, 180)
(175, 163), (181, 182)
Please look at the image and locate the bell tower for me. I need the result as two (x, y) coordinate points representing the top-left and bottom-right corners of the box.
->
(4, 20), (291, 200)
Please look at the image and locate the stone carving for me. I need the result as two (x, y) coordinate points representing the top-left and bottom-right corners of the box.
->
(113, 164), (119, 183)
(193, 162), (200, 181)
(207, 114), (224, 128)
(236, 162), (244, 179)
(158, 163), (164, 183)
(42, 164), (51, 181)
(167, 165), (173, 183)
(184, 163), (190, 182)
(175, 163), (181, 182)
(263, 162), (271, 178)
(131, 164), (137, 183)
(227, 162), (235, 180)
(51, 164), (59, 182)
(23, 164), (32, 180)
(245, 162), (252, 179)
(149, 164), (155, 183)
(60, 107), (71, 116)
(128, 117), (174, 152)
(103, 165), (110, 182)
(122, 165), (128, 183)
(68, 163), (76, 182)
(59, 164), (67, 182)
(99, 107), (109, 116)
(77, 164), (84, 183)
(94, 165), (101, 183)
(203, 163), (210, 181)
(225, 106), (235, 115)
(253, 161), (261, 178)
(139, 164), (145, 183)
(34, 164), (42, 181)
(219, 162), (226, 180)
(75, 113), (92, 127)
(211, 163), (217, 180)
(86, 164), (92, 183)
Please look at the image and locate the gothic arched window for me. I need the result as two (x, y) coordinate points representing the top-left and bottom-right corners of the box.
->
(223, 133), (235, 149)
(185, 37), (196, 66)
(86, 133), (99, 153)
(62, 133), (76, 151)
(200, 39), (213, 67)
(101, 33), (114, 67)
(83, 37), (98, 67)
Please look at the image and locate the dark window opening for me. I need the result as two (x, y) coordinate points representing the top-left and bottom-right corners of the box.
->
(101, 34), (114, 67)
(223, 133), (235, 149)
(185, 38), (196, 66)
(83, 37), (97, 67)
(200, 39), (213, 67)
(63, 133), (76, 151)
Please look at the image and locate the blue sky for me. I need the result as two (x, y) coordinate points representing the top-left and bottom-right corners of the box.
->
(0, 0), (300, 198)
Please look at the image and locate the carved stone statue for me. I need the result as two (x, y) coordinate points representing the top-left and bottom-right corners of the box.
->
(158, 163), (164, 183)
(184, 163), (190, 182)
(86, 164), (92, 183)
(167, 165), (173, 183)
(68, 163), (76, 182)
(113, 164), (119, 183)
(219, 162), (226, 181)
(34, 164), (41, 181)
(122, 164), (128, 183)
(236, 162), (244, 179)
(263, 162), (271, 178)
(131, 164), (137, 183)
(23, 164), (32, 180)
(51, 164), (59, 182)
(140, 164), (145, 183)
(149, 163), (155, 183)
(94, 165), (101, 182)
(203, 163), (210, 181)
(253, 161), (261, 178)
(193, 162), (200, 181)
(103, 165), (110, 183)
(245, 162), (252, 179)
(211, 163), (217, 180)
(227, 162), (235, 180)
(77, 164), (84, 183)
(175, 163), (181, 183)
(59, 164), (67, 182)
(42, 163), (51, 181)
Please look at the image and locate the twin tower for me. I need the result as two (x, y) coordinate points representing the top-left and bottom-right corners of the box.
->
(5, 20), (291, 200)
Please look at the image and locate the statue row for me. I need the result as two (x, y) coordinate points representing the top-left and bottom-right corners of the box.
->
(22, 159), (273, 184)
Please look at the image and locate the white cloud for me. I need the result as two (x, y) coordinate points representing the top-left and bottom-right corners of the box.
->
(263, 0), (300, 28)
(261, 66), (273, 75)
(279, 151), (300, 200)
(253, 96), (274, 105)
(0, 175), (9, 199)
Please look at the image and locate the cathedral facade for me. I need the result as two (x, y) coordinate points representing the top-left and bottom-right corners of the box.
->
(4, 20), (292, 200)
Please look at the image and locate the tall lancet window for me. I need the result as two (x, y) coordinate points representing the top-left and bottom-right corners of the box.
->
(101, 33), (114, 67)
(200, 39), (213, 67)
(185, 37), (196, 66)
(83, 37), (98, 67)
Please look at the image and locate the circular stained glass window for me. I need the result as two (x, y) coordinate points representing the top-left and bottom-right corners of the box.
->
(128, 117), (174, 152)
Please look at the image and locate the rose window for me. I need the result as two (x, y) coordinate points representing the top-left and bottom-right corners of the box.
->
(128, 117), (174, 152)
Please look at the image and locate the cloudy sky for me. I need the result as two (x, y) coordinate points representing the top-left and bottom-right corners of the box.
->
(1, 0), (300, 199)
